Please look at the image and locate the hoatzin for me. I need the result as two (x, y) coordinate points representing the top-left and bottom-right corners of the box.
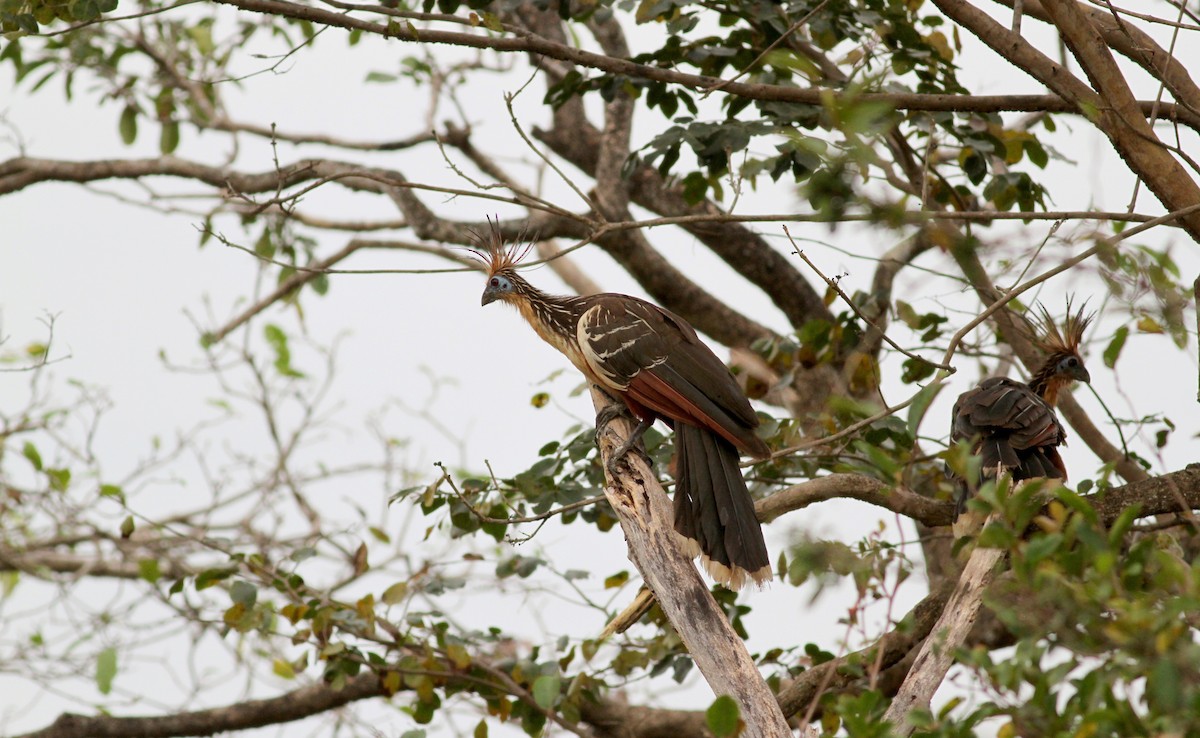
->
(949, 303), (1093, 516)
(473, 237), (771, 589)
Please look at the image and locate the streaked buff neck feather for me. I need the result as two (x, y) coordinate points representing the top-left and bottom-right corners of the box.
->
(1028, 355), (1072, 406)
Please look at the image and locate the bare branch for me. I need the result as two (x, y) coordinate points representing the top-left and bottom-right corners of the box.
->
(211, 0), (1200, 131)
(756, 474), (955, 528)
(590, 388), (792, 737)
(882, 530), (1006, 734)
(18, 674), (385, 738)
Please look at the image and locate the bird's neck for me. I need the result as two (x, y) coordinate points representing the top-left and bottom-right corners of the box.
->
(1028, 359), (1065, 407)
(512, 283), (580, 346)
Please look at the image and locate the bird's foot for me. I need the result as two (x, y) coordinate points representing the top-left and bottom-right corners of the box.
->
(594, 402), (633, 431)
(605, 417), (653, 479)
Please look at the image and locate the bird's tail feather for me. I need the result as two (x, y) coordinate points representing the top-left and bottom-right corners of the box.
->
(979, 436), (1020, 473)
(1016, 449), (1062, 481)
(674, 423), (771, 589)
(958, 436), (1021, 515)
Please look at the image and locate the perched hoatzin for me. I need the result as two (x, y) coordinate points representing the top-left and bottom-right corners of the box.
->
(949, 303), (1093, 516)
(473, 237), (771, 589)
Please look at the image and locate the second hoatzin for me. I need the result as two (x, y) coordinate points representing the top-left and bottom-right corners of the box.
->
(950, 303), (1093, 515)
(473, 237), (771, 589)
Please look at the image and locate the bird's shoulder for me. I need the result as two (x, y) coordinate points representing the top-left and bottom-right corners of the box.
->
(952, 375), (1064, 441)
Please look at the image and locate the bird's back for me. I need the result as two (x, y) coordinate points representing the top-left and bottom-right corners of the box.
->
(950, 376), (1069, 512)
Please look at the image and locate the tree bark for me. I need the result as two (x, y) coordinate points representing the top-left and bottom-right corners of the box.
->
(881, 530), (1006, 735)
(591, 388), (791, 738)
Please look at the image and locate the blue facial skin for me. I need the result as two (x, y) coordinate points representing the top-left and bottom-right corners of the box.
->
(481, 274), (513, 306)
(1057, 355), (1090, 383)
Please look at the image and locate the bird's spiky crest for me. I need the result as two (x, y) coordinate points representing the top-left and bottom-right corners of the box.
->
(1033, 298), (1093, 357)
(466, 219), (534, 277)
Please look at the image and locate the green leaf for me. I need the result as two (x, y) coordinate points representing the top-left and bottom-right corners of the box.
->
(1137, 315), (1163, 334)
(46, 467), (71, 492)
(196, 567), (236, 590)
(230, 580), (257, 607)
(1147, 658), (1183, 711)
(273, 658), (296, 679)
(96, 647), (117, 695)
(901, 356), (936, 384)
(706, 695), (741, 737)
(480, 11), (502, 32)
(22, 442), (42, 471)
(1021, 533), (1062, 566)
(1103, 325), (1128, 368)
(0, 571), (18, 598)
(531, 674), (560, 709)
(186, 22), (214, 55)
(1024, 139), (1048, 168)
(99, 484), (125, 502)
(264, 324), (305, 378)
(473, 719), (488, 738)
(682, 172), (708, 204)
(120, 515), (135, 538)
(119, 105), (137, 145)
(603, 571), (629, 589)
(1107, 503), (1141, 546)
(960, 148), (987, 184)
(381, 581), (408, 605)
(906, 382), (943, 439)
(159, 120), (180, 155)
(138, 559), (161, 583)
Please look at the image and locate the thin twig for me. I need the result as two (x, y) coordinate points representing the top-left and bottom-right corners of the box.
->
(786, 227), (951, 370)
(702, 0), (833, 97)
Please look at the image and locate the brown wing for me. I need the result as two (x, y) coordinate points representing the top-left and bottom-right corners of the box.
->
(576, 295), (768, 459)
(951, 376), (1069, 483)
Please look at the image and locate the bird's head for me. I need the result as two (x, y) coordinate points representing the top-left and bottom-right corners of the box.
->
(481, 270), (518, 306)
(1031, 299), (1094, 399)
(467, 220), (534, 307)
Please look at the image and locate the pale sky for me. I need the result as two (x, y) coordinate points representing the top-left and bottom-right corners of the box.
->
(2, 5), (1198, 735)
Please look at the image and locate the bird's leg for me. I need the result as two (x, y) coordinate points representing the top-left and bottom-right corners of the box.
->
(605, 417), (653, 478)
(594, 401), (633, 431)
(593, 388), (634, 444)
(593, 387), (652, 477)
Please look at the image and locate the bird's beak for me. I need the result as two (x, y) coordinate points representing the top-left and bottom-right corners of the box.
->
(1073, 365), (1091, 384)
(481, 287), (499, 307)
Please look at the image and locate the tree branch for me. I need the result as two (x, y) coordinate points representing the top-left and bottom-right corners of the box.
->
(776, 583), (952, 718)
(756, 474), (955, 528)
(881, 531), (1006, 734)
(931, 0), (1200, 242)
(991, 0), (1200, 119)
(590, 388), (791, 738)
(18, 674), (385, 738)
(211, 0), (1200, 131)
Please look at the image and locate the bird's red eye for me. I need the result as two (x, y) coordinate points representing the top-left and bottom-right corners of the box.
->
(490, 277), (500, 286)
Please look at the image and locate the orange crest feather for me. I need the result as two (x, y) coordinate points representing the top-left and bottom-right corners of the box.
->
(1032, 298), (1094, 356)
(466, 218), (534, 276)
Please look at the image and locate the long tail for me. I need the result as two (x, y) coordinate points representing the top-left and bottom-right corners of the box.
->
(673, 423), (771, 589)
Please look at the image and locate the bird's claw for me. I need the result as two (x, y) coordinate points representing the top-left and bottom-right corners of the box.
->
(594, 402), (635, 447)
(603, 417), (653, 480)
(595, 402), (634, 429)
